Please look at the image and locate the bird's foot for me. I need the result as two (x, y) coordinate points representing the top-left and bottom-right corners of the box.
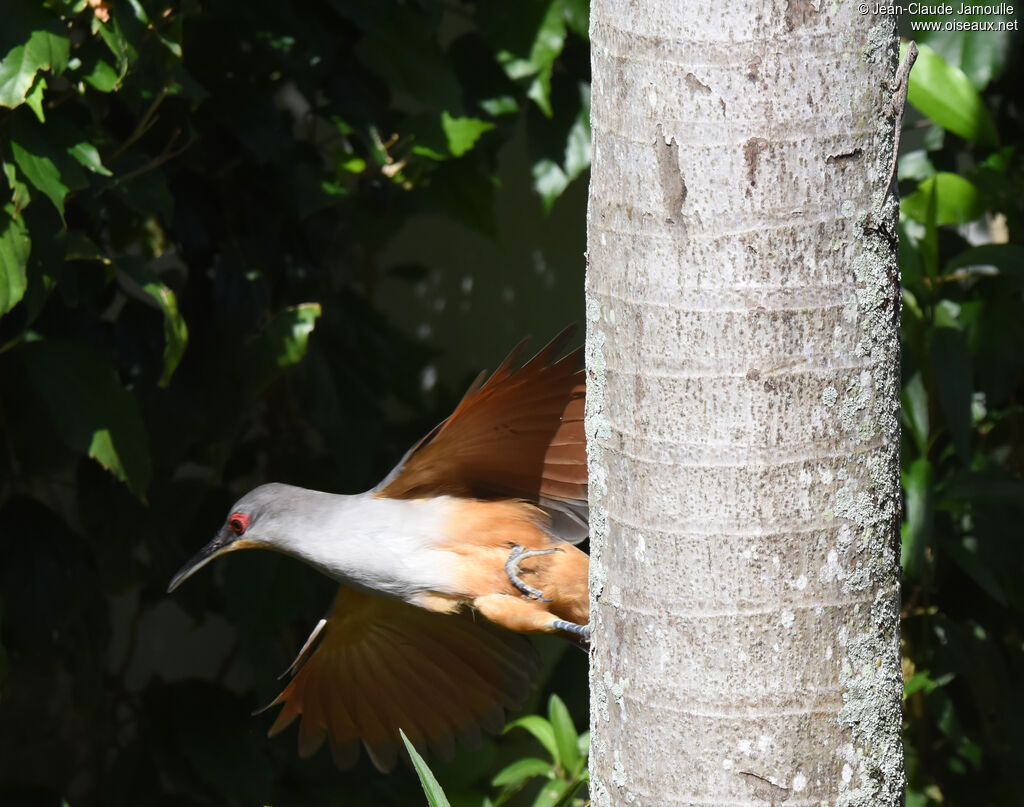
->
(552, 619), (591, 641)
(505, 544), (562, 602)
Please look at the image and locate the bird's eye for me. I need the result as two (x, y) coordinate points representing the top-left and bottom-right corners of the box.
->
(228, 512), (250, 536)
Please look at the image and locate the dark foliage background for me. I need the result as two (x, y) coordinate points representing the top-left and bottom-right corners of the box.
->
(0, 1), (1021, 805)
(0, 1), (590, 805)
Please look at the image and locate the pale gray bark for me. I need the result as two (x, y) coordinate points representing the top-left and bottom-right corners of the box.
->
(585, 2), (904, 805)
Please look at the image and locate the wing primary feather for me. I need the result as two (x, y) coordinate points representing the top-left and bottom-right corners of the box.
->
(300, 650), (336, 758)
(431, 617), (538, 707)
(429, 731), (457, 763)
(375, 327), (585, 506)
(480, 704), (506, 734)
(382, 628), (488, 738)
(329, 738), (361, 770)
(265, 695), (301, 735)
(369, 635), (464, 741)
(357, 634), (432, 746)
(365, 736), (399, 774)
(265, 589), (543, 772)
(458, 720), (482, 751)
(322, 645), (360, 747)
(297, 678), (327, 758)
(346, 641), (396, 744)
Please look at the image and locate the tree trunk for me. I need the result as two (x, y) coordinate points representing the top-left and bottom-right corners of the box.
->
(585, 2), (905, 805)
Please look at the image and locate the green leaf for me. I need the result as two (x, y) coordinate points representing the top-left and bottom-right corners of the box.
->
(68, 142), (113, 177)
(22, 340), (152, 498)
(96, 15), (132, 79)
(913, 17), (1016, 89)
(905, 42), (998, 146)
(127, 0), (153, 26)
(901, 458), (934, 578)
(264, 303), (321, 368)
(901, 173), (985, 228)
(551, 780), (587, 807)
(400, 729), (452, 807)
(897, 149), (935, 183)
(244, 303), (323, 395)
(576, 730), (590, 758)
(479, 95), (519, 116)
(484, 0), (568, 116)
(905, 789), (928, 807)
(121, 0), (181, 58)
(563, 83), (591, 182)
(64, 231), (110, 264)
(0, 7), (70, 110)
(526, 63), (556, 118)
(339, 155), (367, 174)
(898, 221), (924, 297)
(920, 177), (939, 280)
(525, 1), (568, 117)
(904, 669), (953, 698)
(25, 74), (47, 122)
(491, 757), (553, 787)
(533, 159), (569, 213)
(407, 113), (449, 161)
(3, 160), (32, 214)
(10, 136), (72, 218)
(530, 777), (571, 807)
(505, 715), (558, 762)
(8, 113), (88, 220)
(901, 373), (929, 459)
(117, 258), (188, 387)
(548, 694), (580, 774)
(0, 204), (30, 316)
(442, 112), (496, 158)
(562, 0), (590, 39)
(81, 55), (120, 92)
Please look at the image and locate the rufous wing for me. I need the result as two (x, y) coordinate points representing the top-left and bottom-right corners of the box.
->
(265, 587), (541, 772)
(375, 327), (587, 540)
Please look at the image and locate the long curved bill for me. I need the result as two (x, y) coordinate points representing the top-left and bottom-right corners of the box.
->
(167, 528), (246, 593)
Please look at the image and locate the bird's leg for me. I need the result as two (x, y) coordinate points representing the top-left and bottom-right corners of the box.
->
(473, 594), (592, 643)
(552, 619), (591, 641)
(505, 544), (562, 601)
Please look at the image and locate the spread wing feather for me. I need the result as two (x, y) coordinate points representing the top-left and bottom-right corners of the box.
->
(266, 587), (541, 772)
(374, 327), (587, 542)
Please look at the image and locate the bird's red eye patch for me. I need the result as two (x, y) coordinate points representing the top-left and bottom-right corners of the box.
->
(228, 512), (250, 536)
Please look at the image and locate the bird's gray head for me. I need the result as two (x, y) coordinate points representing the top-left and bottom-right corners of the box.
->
(167, 483), (299, 593)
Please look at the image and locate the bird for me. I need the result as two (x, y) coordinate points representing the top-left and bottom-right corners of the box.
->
(167, 328), (589, 772)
